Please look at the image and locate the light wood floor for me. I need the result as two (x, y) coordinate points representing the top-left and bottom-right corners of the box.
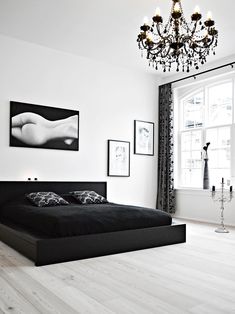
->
(0, 219), (235, 314)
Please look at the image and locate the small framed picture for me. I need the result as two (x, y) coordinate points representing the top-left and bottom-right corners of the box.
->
(134, 120), (154, 156)
(108, 140), (130, 177)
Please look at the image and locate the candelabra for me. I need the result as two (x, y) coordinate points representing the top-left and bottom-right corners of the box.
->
(211, 178), (233, 233)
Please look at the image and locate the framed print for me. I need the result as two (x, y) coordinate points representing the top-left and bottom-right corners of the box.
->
(108, 140), (130, 177)
(134, 120), (154, 156)
(10, 101), (79, 151)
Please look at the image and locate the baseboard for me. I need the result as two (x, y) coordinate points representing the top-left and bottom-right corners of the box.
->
(172, 215), (235, 228)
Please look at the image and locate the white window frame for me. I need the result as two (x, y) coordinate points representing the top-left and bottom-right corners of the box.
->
(175, 76), (235, 189)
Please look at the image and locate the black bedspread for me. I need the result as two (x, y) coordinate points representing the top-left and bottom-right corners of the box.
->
(0, 198), (172, 237)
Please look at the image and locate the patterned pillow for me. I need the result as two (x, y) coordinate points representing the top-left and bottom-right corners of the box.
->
(26, 192), (69, 207)
(70, 190), (107, 204)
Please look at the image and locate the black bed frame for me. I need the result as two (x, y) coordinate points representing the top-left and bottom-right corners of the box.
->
(0, 181), (186, 266)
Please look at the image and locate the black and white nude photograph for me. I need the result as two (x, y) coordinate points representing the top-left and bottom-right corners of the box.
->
(134, 120), (154, 156)
(10, 101), (79, 151)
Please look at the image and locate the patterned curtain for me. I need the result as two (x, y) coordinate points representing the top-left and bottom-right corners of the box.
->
(156, 83), (175, 214)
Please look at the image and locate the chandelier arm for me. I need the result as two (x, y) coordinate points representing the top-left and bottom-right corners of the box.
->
(192, 35), (216, 49)
(192, 32), (211, 42)
(139, 37), (169, 51)
(160, 46), (172, 58)
(147, 44), (173, 62)
(155, 23), (172, 41)
(183, 45), (190, 56)
(190, 21), (200, 37)
(146, 43), (170, 57)
(191, 43), (214, 56)
(140, 42), (152, 50)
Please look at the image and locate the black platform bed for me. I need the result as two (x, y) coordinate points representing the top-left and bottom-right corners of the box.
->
(0, 181), (186, 266)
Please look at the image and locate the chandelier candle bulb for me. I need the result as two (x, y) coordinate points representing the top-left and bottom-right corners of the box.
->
(173, 3), (180, 13)
(207, 11), (212, 21)
(194, 5), (200, 14)
(155, 7), (161, 17)
(143, 16), (149, 25)
(147, 33), (153, 41)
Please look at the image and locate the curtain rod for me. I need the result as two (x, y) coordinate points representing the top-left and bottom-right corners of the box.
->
(160, 61), (235, 86)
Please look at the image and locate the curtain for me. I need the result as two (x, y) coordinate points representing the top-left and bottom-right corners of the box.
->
(156, 83), (175, 214)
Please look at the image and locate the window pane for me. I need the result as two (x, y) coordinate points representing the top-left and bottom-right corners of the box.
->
(183, 92), (203, 129)
(205, 126), (231, 186)
(208, 82), (232, 126)
(181, 152), (191, 168)
(180, 130), (202, 187)
(207, 127), (230, 148)
(208, 150), (218, 168)
(191, 151), (202, 169)
(181, 133), (191, 151)
(190, 169), (202, 187)
(191, 131), (202, 150)
(217, 127), (230, 147)
(206, 128), (217, 146)
(210, 169), (230, 187)
(206, 127), (230, 169)
(181, 169), (191, 187)
(181, 130), (201, 151)
(208, 149), (230, 169)
(181, 169), (201, 188)
(218, 149), (230, 168)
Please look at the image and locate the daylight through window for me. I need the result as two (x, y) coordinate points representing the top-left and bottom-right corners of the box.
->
(175, 77), (234, 189)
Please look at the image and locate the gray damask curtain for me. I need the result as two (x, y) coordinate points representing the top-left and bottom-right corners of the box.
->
(156, 83), (175, 214)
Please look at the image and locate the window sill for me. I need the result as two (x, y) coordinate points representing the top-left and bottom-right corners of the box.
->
(175, 188), (212, 196)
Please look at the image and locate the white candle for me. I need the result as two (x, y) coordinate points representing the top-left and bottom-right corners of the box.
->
(207, 11), (212, 20)
(194, 5), (200, 14)
(155, 7), (161, 16)
(143, 16), (149, 25)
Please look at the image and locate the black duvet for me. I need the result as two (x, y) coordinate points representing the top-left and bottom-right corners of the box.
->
(0, 198), (172, 238)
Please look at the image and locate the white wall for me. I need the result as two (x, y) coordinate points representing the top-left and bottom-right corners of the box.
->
(175, 190), (235, 227)
(0, 35), (160, 208)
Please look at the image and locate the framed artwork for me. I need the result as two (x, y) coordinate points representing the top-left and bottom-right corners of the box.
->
(10, 101), (79, 151)
(108, 140), (130, 177)
(134, 120), (154, 156)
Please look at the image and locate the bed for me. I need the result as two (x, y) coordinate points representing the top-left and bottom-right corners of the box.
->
(0, 181), (186, 266)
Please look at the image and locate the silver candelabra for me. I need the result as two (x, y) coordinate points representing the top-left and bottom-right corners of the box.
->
(211, 178), (233, 233)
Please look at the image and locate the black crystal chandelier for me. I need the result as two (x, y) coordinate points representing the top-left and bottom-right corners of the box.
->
(137, 0), (218, 72)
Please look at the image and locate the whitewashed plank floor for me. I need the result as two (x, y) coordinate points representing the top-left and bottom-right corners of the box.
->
(0, 219), (235, 314)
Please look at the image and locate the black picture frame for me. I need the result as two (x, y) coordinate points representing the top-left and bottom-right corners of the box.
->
(134, 120), (154, 156)
(107, 140), (130, 177)
(10, 101), (79, 151)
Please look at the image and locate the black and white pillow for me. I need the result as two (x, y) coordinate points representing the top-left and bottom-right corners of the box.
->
(26, 192), (69, 207)
(70, 190), (107, 204)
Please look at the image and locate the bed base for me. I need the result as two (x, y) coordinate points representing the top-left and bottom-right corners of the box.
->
(0, 181), (186, 266)
(0, 222), (186, 266)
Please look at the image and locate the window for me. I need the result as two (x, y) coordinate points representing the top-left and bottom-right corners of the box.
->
(175, 78), (234, 189)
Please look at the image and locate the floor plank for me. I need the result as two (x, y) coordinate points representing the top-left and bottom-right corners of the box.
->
(0, 219), (235, 314)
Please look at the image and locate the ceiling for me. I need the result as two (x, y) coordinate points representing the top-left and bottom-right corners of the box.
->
(0, 0), (234, 77)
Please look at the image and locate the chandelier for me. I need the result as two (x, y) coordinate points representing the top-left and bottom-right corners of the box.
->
(137, 0), (218, 72)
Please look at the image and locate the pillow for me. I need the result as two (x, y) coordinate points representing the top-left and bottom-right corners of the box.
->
(70, 190), (107, 204)
(26, 192), (69, 207)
